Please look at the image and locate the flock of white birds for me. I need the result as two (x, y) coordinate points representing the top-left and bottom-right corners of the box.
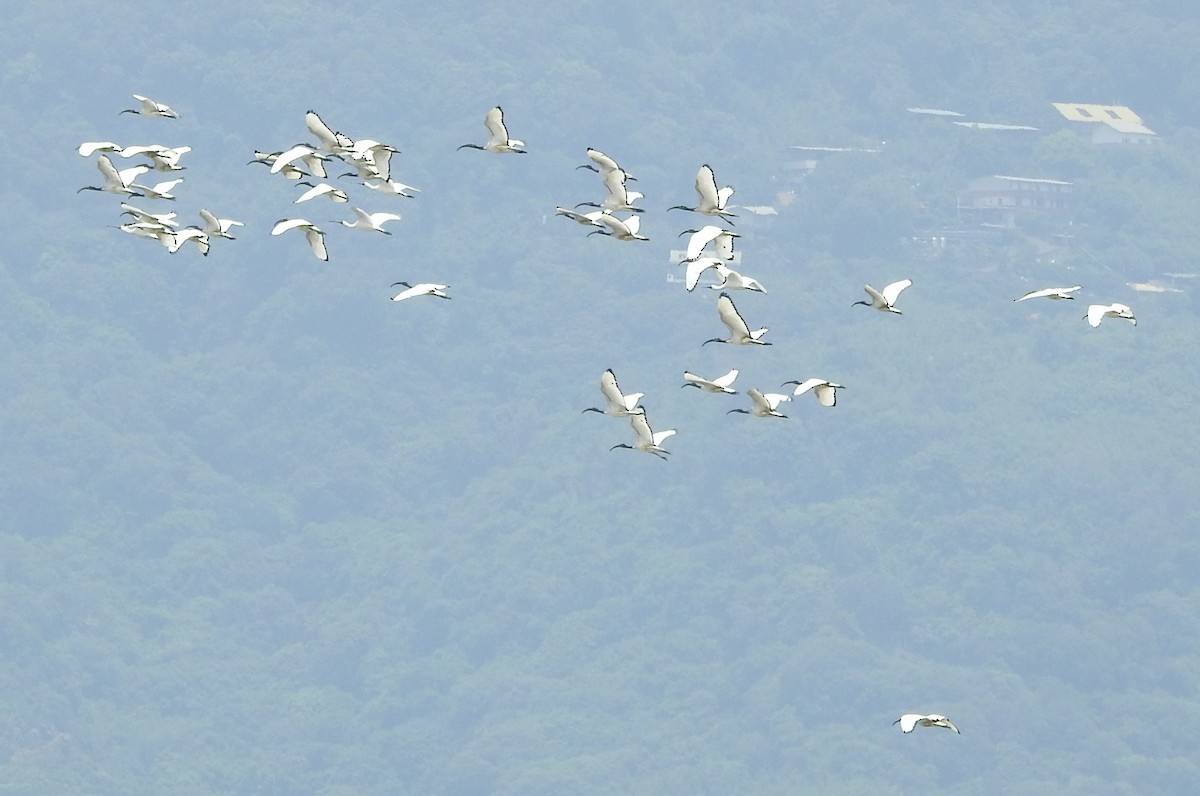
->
(77, 93), (1145, 738)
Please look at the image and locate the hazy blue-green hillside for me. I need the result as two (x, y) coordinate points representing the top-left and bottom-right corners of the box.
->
(1, 2), (1198, 794)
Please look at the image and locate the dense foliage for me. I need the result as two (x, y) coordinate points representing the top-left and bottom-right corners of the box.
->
(1, 2), (1199, 794)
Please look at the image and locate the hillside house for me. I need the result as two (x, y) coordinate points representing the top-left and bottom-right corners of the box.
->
(1051, 102), (1159, 145)
(960, 175), (1073, 220)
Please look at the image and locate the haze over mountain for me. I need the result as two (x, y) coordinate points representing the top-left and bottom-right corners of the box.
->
(2, 2), (1199, 794)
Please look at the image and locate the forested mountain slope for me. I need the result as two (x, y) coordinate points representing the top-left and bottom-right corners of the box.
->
(1, 2), (1198, 794)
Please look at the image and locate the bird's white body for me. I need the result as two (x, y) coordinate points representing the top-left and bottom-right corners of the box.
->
(336, 207), (402, 233)
(345, 139), (399, 181)
(680, 225), (739, 261)
(555, 207), (606, 227)
(271, 218), (328, 261)
(730, 388), (791, 418)
(669, 164), (736, 221)
(583, 369), (645, 417)
(390, 281), (450, 301)
(115, 221), (172, 242)
(295, 182), (349, 203)
(459, 106), (526, 153)
(114, 162), (152, 188)
(578, 148), (634, 180)
(120, 202), (178, 228)
(611, 411), (675, 459)
(363, 179), (420, 198)
(78, 141), (123, 157)
(1015, 285), (1082, 302)
(590, 213), (648, 241)
(305, 110), (355, 155)
(129, 177), (183, 201)
(684, 257), (724, 291)
(894, 713), (960, 734)
(577, 168), (643, 214)
(1085, 302), (1136, 327)
(122, 94), (179, 118)
(681, 368), (739, 394)
(198, 208), (243, 239)
(249, 150), (306, 179)
(855, 279), (912, 313)
(120, 144), (190, 171)
(272, 144), (329, 179)
(704, 293), (769, 346)
(167, 227), (210, 256)
(709, 264), (765, 293)
(79, 155), (147, 196)
(783, 378), (844, 407)
(340, 153), (385, 182)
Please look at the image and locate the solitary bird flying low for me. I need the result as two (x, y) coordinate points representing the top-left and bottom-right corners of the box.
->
(120, 94), (180, 119)
(1014, 285), (1082, 302)
(894, 713), (960, 734)
(458, 106), (526, 153)
(390, 281), (450, 301)
(853, 279), (912, 314)
(1084, 302), (1136, 327)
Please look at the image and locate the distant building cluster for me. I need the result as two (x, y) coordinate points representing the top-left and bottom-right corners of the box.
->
(960, 175), (1073, 219)
(783, 100), (1162, 260)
